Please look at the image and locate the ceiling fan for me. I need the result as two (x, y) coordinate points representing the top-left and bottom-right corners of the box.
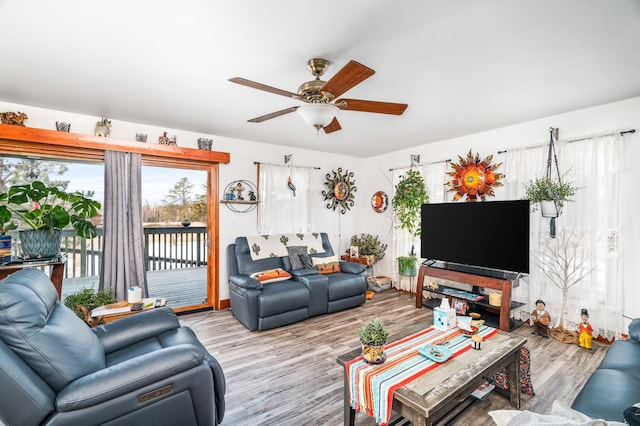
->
(229, 58), (408, 134)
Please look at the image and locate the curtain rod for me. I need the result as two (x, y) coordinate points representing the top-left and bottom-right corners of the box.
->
(389, 158), (450, 172)
(497, 128), (635, 154)
(253, 161), (321, 170)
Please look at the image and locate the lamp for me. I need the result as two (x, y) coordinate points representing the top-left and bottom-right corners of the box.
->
(296, 103), (340, 131)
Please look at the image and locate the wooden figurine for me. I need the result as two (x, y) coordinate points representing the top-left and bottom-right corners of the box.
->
(579, 308), (593, 350)
(0, 111), (28, 126)
(531, 299), (551, 338)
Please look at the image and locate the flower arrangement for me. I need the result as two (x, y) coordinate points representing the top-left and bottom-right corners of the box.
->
(0, 181), (101, 238)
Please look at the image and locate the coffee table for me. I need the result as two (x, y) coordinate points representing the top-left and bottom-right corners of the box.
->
(336, 327), (527, 426)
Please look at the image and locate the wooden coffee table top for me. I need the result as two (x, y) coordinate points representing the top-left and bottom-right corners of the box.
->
(337, 326), (527, 425)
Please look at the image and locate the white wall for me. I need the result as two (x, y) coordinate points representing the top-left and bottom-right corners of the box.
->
(2, 97), (639, 318)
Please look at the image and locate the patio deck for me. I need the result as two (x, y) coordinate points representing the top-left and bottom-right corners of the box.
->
(62, 267), (208, 309)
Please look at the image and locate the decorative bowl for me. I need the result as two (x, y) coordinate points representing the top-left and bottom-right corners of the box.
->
(469, 312), (481, 319)
(459, 324), (479, 336)
(418, 344), (453, 363)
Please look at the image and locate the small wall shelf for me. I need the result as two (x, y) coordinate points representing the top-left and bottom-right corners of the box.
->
(221, 179), (258, 213)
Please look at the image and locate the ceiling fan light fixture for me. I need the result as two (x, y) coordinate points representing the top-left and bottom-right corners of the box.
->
(296, 103), (340, 130)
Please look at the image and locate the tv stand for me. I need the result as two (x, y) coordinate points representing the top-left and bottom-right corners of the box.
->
(415, 264), (521, 331)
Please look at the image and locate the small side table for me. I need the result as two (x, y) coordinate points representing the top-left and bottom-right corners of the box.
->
(91, 298), (168, 324)
(0, 255), (67, 300)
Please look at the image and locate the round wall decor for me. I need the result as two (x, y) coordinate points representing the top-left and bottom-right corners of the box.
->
(446, 150), (504, 202)
(322, 168), (356, 214)
(371, 191), (388, 213)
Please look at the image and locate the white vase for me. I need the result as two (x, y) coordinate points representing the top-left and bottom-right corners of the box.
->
(540, 201), (561, 218)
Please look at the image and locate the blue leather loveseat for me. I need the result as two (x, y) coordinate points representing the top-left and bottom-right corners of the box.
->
(572, 317), (640, 422)
(227, 232), (367, 331)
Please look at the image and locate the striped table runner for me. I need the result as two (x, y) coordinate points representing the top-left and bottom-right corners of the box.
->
(345, 325), (499, 425)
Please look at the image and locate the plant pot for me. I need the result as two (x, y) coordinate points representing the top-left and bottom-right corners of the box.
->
(19, 229), (61, 259)
(0, 235), (11, 262)
(540, 201), (561, 218)
(361, 343), (386, 364)
(398, 259), (417, 276)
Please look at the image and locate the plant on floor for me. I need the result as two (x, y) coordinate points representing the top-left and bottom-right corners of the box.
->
(64, 288), (117, 325)
(349, 233), (387, 261)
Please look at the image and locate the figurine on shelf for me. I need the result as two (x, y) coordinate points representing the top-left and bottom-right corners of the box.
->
(579, 308), (593, 350)
(95, 118), (111, 137)
(531, 299), (551, 338)
(248, 190), (256, 201)
(0, 111), (28, 126)
(235, 182), (245, 201)
(168, 135), (177, 146)
(158, 131), (170, 144)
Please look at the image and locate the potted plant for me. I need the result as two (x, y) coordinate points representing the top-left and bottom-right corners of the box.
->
(0, 208), (17, 262)
(397, 254), (418, 276)
(523, 176), (579, 218)
(358, 317), (389, 364)
(0, 181), (101, 258)
(349, 233), (387, 265)
(391, 169), (429, 238)
(64, 287), (117, 327)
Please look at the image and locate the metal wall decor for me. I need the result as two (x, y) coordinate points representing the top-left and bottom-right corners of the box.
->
(221, 179), (258, 213)
(323, 168), (356, 214)
(371, 191), (388, 213)
(446, 150), (504, 202)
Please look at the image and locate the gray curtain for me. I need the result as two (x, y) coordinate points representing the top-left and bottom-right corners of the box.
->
(99, 150), (148, 300)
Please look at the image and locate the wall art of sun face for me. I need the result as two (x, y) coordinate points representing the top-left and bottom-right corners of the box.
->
(446, 150), (505, 201)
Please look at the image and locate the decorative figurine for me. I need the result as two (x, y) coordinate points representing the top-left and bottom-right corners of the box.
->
(135, 132), (147, 142)
(579, 308), (593, 350)
(248, 190), (256, 201)
(95, 118), (111, 137)
(235, 182), (245, 201)
(168, 135), (177, 146)
(531, 299), (551, 338)
(158, 131), (170, 144)
(0, 111), (28, 126)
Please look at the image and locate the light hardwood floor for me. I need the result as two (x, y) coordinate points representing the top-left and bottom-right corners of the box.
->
(179, 290), (607, 426)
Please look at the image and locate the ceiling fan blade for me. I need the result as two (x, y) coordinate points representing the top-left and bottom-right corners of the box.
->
(335, 98), (408, 115)
(323, 117), (342, 133)
(229, 77), (298, 99)
(320, 60), (375, 98)
(248, 106), (299, 123)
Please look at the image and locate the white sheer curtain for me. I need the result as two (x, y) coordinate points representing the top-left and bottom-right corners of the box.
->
(392, 161), (447, 292)
(504, 133), (625, 339)
(257, 163), (319, 234)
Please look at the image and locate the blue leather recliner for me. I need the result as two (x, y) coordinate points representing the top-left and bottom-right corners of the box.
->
(0, 268), (225, 425)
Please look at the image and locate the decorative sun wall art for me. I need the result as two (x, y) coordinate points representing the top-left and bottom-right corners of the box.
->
(323, 168), (357, 213)
(446, 150), (504, 202)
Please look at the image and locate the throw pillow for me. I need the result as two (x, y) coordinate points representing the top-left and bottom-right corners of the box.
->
(250, 268), (292, 284)
(316, 261), (340, 274)
(286, 246), (308, 270)
(311, 254), (339, 266)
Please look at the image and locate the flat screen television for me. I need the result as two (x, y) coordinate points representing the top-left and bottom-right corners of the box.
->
(420, 200), (530, 275)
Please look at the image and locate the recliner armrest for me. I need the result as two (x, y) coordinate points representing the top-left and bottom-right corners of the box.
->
(93, 308), (180, 353)
(290, 268), (319, 278)
(340, 261), (366, 274)
(56, 344), (205, 411)
(229, 274), (263, 289)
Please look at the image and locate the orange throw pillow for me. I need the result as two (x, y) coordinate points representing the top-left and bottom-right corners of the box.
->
(250, 268), (292, 284)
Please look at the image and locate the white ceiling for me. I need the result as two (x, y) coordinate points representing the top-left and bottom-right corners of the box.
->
(1, 1), (639, 158)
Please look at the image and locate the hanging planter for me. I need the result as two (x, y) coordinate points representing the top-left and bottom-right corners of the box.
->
(523, 128), (581, 237)
(540, 200), (561, 218)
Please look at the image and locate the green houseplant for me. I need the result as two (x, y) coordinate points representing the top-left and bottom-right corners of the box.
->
(349, 233), (387, 263)
(391, 169), (429, 238)
(64, 287), (117, 326)
(523, 176), (579, 217)
(358, 317), (389, 364)
(397, 254), (418, 276)
(0, 181), (101, 258)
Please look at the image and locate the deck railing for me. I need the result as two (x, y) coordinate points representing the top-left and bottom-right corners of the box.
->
(9, 226), (208, 279)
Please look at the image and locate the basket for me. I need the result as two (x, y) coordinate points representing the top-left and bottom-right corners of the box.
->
(197, 138), (213, 150)
(488, 290), (502, 306)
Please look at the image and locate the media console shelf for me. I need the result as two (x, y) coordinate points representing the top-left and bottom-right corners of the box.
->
(415, 264), (523, 331)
